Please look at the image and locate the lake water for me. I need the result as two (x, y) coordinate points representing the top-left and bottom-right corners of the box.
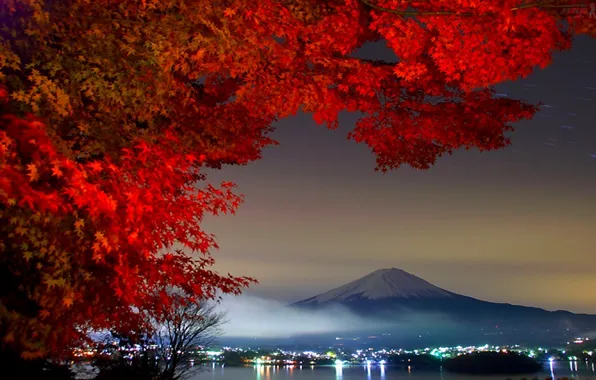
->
(193, 361), (596, 380)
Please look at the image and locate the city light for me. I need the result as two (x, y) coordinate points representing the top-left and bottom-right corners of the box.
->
(68, 338), (596, 372)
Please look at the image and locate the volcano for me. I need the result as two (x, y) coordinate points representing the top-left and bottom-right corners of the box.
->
(294, 267), (454, 304)
(292, 268), (596, 341)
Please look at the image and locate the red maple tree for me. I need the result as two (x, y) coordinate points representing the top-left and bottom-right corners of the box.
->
(0, 0), (594, 360)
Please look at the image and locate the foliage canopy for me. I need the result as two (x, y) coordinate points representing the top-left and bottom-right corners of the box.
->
(0, 0), (594, 358)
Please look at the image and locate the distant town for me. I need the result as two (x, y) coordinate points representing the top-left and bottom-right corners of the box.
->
(73, 336), (596, 368)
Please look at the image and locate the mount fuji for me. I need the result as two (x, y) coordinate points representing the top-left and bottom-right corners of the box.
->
(294, 268), (454, 304)
(291, 268), (596, 344)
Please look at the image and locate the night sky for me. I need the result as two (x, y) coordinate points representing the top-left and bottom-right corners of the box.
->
(205, 36), (596, 314)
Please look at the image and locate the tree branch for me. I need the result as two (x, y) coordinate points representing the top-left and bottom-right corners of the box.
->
(358, 0), (592, 16)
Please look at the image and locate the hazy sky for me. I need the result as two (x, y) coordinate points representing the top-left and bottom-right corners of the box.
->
(204, 36), (596, 314)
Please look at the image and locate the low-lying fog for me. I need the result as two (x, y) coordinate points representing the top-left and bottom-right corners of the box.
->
(216, 295), (458, 339)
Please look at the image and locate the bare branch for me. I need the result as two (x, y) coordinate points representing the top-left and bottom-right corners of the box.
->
(151, 297), (225, 380)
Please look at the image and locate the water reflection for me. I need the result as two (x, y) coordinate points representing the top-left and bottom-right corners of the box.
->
(201, 360), (596, 380)
(334, 362), (342, 378)
(254, 364), (271, 380)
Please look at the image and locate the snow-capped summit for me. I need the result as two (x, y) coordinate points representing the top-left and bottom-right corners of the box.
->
(286, 268), (596, 344)
(296, 267), (453, 305)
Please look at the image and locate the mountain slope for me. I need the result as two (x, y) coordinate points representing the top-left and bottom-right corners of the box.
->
(292, 268), (596, 334)
(294, 268), (453, 305)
